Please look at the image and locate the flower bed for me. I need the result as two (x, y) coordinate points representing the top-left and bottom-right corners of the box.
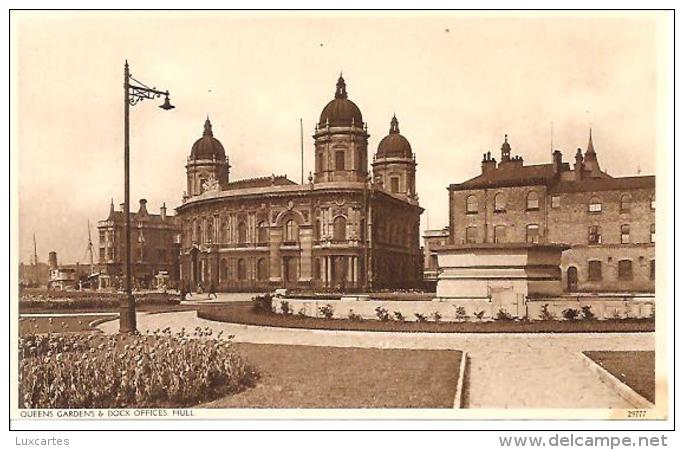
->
(19, 288), (180, 311)
(19, 329), (258, 408)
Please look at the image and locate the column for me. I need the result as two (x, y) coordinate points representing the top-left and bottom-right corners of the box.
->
(299, 227), (313, 283)
(326, 256), (332, 288)
(269, 228), (282, 283)
(353, 256), (359, 287)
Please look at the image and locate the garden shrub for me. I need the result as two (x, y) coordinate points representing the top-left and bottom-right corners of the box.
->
(539, 303), (555, 321)
(562, 308), (580, 320)
(319, 304), (334, 320)
(297, 307), (307, 318)
(375, 306), (391, 322)
(473, 310), (485, 320)
(581, 305), (596, 320)
(432, 311), (442, 323)
(393, 311), (405, 322)
(251, 294), (273, 314)
(496, 308), (513, 321)
(348, 309), (362, 321)
(280, 300), (292, 315)
(415, 313), (428, 322)
(20, 290), (180, 310)
(453, 306), (467, 321)
(19, 329), (258, 409)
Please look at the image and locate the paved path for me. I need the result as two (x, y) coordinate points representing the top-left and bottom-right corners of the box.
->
(97, 311), (654, 409)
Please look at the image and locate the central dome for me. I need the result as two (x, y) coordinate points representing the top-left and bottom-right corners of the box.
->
(377, 115), (413, 158)
(318, 75), (363, 127)
(190, 118), (226, 160)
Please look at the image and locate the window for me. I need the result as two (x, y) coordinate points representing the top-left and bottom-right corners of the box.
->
(335, 150), (345, 171)
(494, 225), (507, 243)
(526, 191), (539, 210)
(494, 193), (506, 212)
(99, 247), (105, 261)
(429, 254), (438, 269)
(650, 260), (655, 281)
(620, 224), (630, 244)
(618, 260), (633, 280)
(466, 195), (478, 214)
(526, 224), (540, 243)
(314, 219), (321, 241)
(237, 221), (247, 244)
(316, 153), (323, 173)
(237, 259), (247, 280)
(588, 225), (602, 244)
(257, 258), (268, 280)
(551, 195), (561, 208)
(465, 226), (478, 244)
(588, 260), (602, 281)
(207, 221), (213, 243)
(650, 224), (655, 243)
(333, 216), (347, 242)
(651, 194), (656, 210)
(220, 259), (228, 281)
(390, 177), (400, 193)
(360, 219), (366, 242)
(588, 196), (602, 213)
(284, 219), (298, 243)
(313, 258), (321, 280)
(620, 194), (632, 213)
(257, 221), (268, 244)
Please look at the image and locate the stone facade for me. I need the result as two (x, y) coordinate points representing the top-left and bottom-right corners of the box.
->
(447, 132), (655, 293)
(422, 227), (449, 288)
(176, 76), (423, 292)
(97, 199), (181, 289)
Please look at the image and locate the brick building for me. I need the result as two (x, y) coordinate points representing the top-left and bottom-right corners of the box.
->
(176, 76), (424, 292)
(97, 199), (181, 289)
(447, 131), (655, 293)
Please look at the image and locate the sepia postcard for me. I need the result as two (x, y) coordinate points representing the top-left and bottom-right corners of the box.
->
(8, 9), (674, 429)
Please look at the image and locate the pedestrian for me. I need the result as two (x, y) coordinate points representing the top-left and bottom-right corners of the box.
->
(179, 285), (187, 302)
(209, 283), (217, 299)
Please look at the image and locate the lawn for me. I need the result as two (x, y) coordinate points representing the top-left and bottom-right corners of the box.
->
(198, 302), (655, 333)
(202, 343), (462, 408)
(584, 351), (655, 403)
(19, 315), (117, 336)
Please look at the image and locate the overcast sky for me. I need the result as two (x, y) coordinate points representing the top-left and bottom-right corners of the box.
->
(14, 11), (663, 264)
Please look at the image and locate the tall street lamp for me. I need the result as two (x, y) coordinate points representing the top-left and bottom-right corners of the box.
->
(120, 60), (175, 333)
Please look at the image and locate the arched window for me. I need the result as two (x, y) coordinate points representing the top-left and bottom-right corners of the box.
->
(192, 219), (199, 242)
(620, 224), (630, 244)
(526, 191), (539, 210)
(207, 220), (213, 244)
(466, 195), (478, 214)
(237, 258), (247, 280)
(257, 221), (268, 244)
(237, 221), (247, 244)
(256, 258), (268, 281)
(335, 150), (345, 171)
(333, 216), (347, 242)
(220, 259), (228, 281)
(465, 226), (478, 244)
(494, 193), (506, 212)
(620, 194), (632, 213)
(588, 260), (602, 281)
(588, 196), (602, 213)
(390, 176), (400, 193)
(284, 219), (298, 243)
(526, 224), (540, 243)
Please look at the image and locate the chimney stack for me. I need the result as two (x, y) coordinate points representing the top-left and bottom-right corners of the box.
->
(574, 148), (584, 182)
(48, 251), (58, 270)
(120, 203), (125, 212)
(160, 202), (167, 221)
(138, 199), (148, 215)
(552, 150), (563, 175)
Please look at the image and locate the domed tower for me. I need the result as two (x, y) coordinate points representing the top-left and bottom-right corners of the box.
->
(185, 117), (230, 197)
(313, 75), (369, 183)
(372, 115), (417, 202)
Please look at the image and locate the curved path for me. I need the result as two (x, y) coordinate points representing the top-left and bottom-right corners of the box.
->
(98, 311), (654, 409)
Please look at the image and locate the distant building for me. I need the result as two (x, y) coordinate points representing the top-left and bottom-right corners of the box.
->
(176, 76), (424, 292)
(46, 251), (78, 290)
(97, 199), (180, 289)
(422, 226), (449, 289)
(447, 131), (655, 293)
(19, 262), (49, 287)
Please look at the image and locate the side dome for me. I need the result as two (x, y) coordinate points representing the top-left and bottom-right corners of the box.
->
(190, 118), (226, 160)
(377, 115), (412, 158)
(318, 75), (363, 127)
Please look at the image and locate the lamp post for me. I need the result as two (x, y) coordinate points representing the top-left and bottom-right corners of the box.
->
(120, 60), (175, 333)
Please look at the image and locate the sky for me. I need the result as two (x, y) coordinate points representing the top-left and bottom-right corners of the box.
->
(13, 11), (663, 264)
